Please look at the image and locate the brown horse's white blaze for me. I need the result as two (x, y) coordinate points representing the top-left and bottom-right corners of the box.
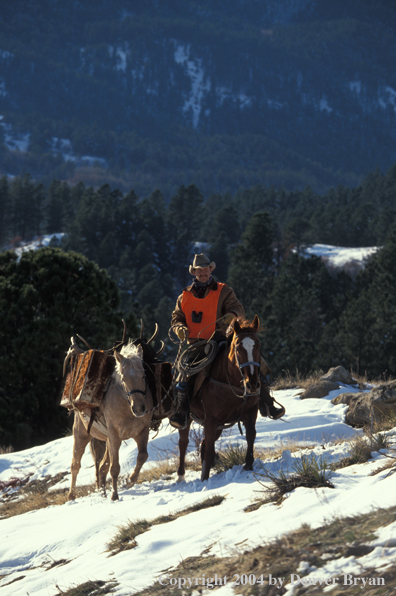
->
(238, 336), (261, 395)
(230, 319), (261, 397)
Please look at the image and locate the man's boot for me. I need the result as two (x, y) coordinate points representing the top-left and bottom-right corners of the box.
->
(170, 381), (190, 430)
(259, 376), (285, 420)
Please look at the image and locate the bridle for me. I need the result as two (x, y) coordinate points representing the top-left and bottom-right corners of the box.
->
(121, 373), (148, 408)
(227, 334), (261, 399)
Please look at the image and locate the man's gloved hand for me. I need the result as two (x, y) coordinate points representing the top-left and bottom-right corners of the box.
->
(223, 313), (235, 326)
(176, 326), (188, 341)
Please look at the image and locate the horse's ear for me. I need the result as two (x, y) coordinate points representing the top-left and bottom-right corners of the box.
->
(233, 319), (242, 335)
(252, 315), (260, 332)
(114, 351), (125, 365)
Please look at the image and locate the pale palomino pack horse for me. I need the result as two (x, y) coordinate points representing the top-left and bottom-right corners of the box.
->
(68, 341), (153, 501)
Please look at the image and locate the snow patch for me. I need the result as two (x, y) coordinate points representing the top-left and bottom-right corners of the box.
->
(174, 43), (211, 128)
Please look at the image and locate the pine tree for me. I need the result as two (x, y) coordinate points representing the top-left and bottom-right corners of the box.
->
(167, 184), (205, 288)
(0, 247), (123, 450)
(0, 175), (10, 245)
(228, 211), (274, 315)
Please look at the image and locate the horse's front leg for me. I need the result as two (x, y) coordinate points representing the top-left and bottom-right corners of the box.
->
(242, 406), (258, 471)
(107, 430), (122, 501)
(128, 426), (149, 486)
(177, 419), (192, 483)
(69, 413), (90, 501)
(201, 420), (219, 481)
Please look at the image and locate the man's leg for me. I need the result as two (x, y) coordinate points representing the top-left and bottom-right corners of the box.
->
(170, 376), (195, 430)
(259, 357), (285, 420)
(259, 379), (285, 419)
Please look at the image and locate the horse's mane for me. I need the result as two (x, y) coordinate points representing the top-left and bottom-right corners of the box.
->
(114, 340), (144, 384)
(226, 316), (261, 337)
(119, 339), (142, 361)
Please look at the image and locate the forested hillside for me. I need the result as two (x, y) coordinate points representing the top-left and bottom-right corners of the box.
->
(2, 1), (396, 449)
(0, 0), (396, 196)
(3, 164), (396, 450)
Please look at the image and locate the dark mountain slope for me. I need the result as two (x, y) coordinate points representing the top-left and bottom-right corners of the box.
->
(0, 0), (395, 197)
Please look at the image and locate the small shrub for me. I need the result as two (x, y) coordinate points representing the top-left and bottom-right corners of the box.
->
(255, 453), (334, 504)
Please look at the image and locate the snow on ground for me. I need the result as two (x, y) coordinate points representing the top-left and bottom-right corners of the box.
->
(1, 384), (396, 596)
(302, 243), (379, 268)
(3, 233), (65, 257)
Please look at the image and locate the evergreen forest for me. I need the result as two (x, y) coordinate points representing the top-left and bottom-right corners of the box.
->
(2, 164), (396, 449)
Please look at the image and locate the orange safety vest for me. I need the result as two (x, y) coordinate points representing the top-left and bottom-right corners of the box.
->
(181, 283), (225, 340)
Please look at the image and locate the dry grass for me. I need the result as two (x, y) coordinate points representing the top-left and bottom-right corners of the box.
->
(106, 495), (226, 555)
(0, 473), (98, 519)
(251, 453), (334, 509)
(271, 368), (378, 391)
(272, 369), (324, 390)
(53, 579), (118, 595)
(128, 504), (396, 596)
(0, 445), (14, 454)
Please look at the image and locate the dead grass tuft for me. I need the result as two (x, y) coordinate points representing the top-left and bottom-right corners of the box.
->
(253, 453), (334, 507)
(106, 495), (225, 555)
(272, 369), (324, 390)
(213, 442), (247, 473)
(0, 473), (98, 519)
(0, 445), (14, 454)
(54, 579), (117, 595)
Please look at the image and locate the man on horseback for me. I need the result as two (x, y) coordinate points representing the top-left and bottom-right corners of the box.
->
(169, 253), (285, 429)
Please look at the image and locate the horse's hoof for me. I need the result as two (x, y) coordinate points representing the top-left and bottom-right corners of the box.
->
(67, 493), (75, 501)
(111, 492), (119, 501)
(176, 474), (185, 483)
(243, 464), (253, 471)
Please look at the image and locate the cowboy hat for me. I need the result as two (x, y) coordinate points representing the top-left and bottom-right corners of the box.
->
(189, 253), (216, 275)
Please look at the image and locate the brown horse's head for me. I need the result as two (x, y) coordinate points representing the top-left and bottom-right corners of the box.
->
(228, 315), (261, 396)
(114, 342), (148, 417)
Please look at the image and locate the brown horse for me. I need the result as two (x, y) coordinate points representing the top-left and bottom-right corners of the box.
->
(68, 341), (153, 501)
(177, 315), (261, 481)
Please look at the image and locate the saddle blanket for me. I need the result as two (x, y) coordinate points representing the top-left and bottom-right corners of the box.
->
(60, 350), (115, 410)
